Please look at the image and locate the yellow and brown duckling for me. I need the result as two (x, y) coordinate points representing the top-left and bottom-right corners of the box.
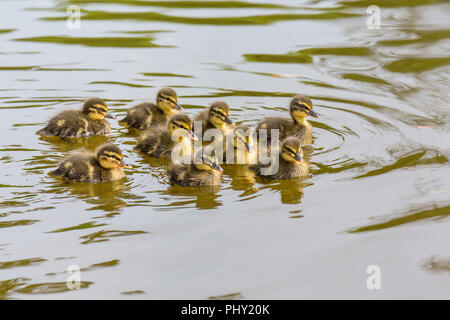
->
(194, 101), (234, 135)
(136, 113), (197, 158)
(223, 124), (256, 164)
(119, 87), (183, 130)
(250, 137), (309, 179)
(168, 151), (223, 186)
(256, 94), (318, 145)
(50, 143), (131, 183)
(37, 98), (114, 138)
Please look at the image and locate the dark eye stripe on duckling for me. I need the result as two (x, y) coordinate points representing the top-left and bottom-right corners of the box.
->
(103, 151), (122, 161)
(94, 104), (107, 111)
(283, 146), (297, 156)
(173, 121), (190, 131)
(159, 95), (177, 104)
(296, 103), (311, 111)
(89, 105), (107, 113)
(211, 109), (227, 119)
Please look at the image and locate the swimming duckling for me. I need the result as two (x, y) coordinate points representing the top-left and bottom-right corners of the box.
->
(119, 88), (183, 130)
(250, 137), (309, 179)
(168, 151), (223, 186)
(50, 143), (131, 183)
(256, 95), (318, 145)
(194, 101), (234, 135)
(136, 113), (197, 158)
(223, 124), (256, 164)
(37, 98), (114, 138)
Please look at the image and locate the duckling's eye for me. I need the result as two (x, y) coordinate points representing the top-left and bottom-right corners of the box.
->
(283, 147), (296, 156)
(102, 154), (122, 162)
(95, 107), (106, 114)
(296, 103), (310, 111)
(92, 104), (107, 113)
(174, 122), (189, 130)
(211, 109), (226, 119)
(160, 95), (176, 104)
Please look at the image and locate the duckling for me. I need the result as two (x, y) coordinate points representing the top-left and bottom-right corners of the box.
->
(37, 98), (114, 138)
(50, 143), (131, 183)
(168, 151), (223, 186)
(194, 101), (234, 136)
(223, 124), (256, 164)
(119, 88), (183, 130)
(136, 113), (197, 158)
(250, 137), (309, 179)
(256, 94), (319, 145)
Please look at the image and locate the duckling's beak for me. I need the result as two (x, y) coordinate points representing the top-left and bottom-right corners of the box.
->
(173, 102), (184, 111)
(188, 130), (198, 141)
(309, 109), (319, 118)
(294, 153), (303, 161)
(105, 112), (116, 119)
(212, 163), (223, 172)
(224, 116), (233, 125)
(120, 161), (132, 169)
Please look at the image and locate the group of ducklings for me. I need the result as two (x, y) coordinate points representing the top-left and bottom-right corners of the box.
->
(38, 88), (319, 186)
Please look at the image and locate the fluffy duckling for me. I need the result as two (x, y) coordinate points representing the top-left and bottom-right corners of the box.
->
(119, 88), (183, 130)
(250, 137), (309, 179)
(256, 95), (318, 145)
(223, 124), (256, 165)
(136, 113), (197, 158)
(194, 101), (234, 135)
(50, 143), (131, 183)
(168, 151), (223, 186)
(37, 98), (114, 138)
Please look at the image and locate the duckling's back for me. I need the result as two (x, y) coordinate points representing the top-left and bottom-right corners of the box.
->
(119, 102), (167, 130)
(257, 117), (311, 144)
(136, 127), (173, 157)
(38, 110), (85, 137)
(51, 152), (94, 182)
(276, 160), (309, 179)
(169, 164), (221, 186)
(194, 109), (215, 132)
(37, 110), (110, 138)
(250, 157), (309, 179)
(50, 152), (123, 182)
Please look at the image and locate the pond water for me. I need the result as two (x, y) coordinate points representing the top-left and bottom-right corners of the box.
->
(0, 0), (449, 299)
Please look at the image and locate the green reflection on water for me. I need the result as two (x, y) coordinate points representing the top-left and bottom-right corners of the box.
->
(15, 36), (166, 48)
(354, 150), (448, 179)
(378, 29), (450, 46)
(64, 0), (292, 9)
(384, 57), (450, 73)
(349, 204), (450, 233)
(42, 10), (360, 25)
(245, 47), (371, 64)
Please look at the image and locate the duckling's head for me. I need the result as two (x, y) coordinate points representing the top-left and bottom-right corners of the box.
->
(280, 137), (304, 163)
(82, 98), (115, 121)
(208, 101), (234, 129)
(168, 114), (197, 141)
(156, 88), (183, 114)
(233, 125), (251, 152)
(289, 95), (318, 124)
(97, 143), (131, 169)
(194, 151), (223, 172)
